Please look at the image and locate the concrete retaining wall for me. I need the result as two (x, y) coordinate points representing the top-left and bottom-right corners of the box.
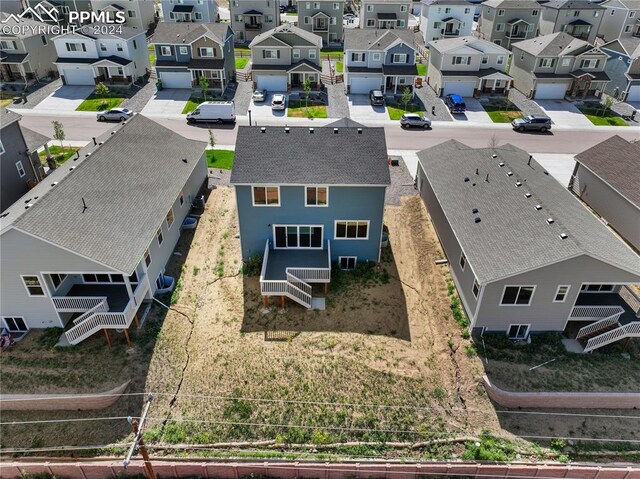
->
(483, 375), (640, 409)
(0, 381), (130, 411)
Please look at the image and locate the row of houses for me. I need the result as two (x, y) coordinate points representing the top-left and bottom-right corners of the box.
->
(1, 114), (638, 351)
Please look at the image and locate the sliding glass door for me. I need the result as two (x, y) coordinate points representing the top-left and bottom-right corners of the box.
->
(274, 225), (323, 249)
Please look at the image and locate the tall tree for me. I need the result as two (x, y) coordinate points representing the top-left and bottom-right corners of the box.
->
(52, 120), (65, 151)
(199, 76), (210, 101)
(401, 87), (412, 112)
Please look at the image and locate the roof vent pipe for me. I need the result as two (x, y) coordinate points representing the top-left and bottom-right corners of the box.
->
(528, 155), (532, 166)
(309, 127), (314, 134)
(492, 154), (497, 159)
(475, 168), (479, 175)
(485, 173), (489, 182)
(285, 127), (290, 133)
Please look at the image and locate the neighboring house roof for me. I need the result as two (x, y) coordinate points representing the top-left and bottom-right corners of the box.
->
(422, 0), (474, 5)
(428, 36), (511, 55)
(21, 127), (49, 152)
(243, 9), (264, 14)
(0, 115), (207, 274)
(602, 37), (640, 59)
(151, 22), (230, 45)
(0, 52), (29, 64)
(0, 12), (50, 38)
(250, 24), (323, 48)
(344, 29), (417, 51)
(231, 125), (391, 186)
(0, 109), (21, 129)
(79, 23), (146, 40)
(574, 135), (640, 209)
(417, 140), (640, 283)
(512, 32), (591, 56)
(618, 0), (640, 8)
(542, 0), (604, 8)
(362, 0), (409, 3)
(325, 117), (366, 128)
(482, 0), (540, 8)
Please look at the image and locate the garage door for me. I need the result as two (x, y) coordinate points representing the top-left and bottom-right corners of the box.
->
(442, 81), (476, 98)
(534, 83), (568, 100)
(160, 71), (192, 89)
(63, 68), (95, 85)
(626, 85), (640, 102)
(350, 77), (383, 94)
(256, 75), (287, 92)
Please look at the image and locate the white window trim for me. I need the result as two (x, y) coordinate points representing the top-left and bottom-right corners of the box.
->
(160, 45), (171, 56)
(21, 274), (46, 297)
(2, 316), (29, 333)
(166, 208), (174, 229)
(272, 224), (324, 249)
(293, 48), (301, 59)
(179, 46), (188, 55)
(0, 139), (4, 155)
(179, 191), (185, 206)
(309, 50), (317, 59)
(305, 186), (329, 207)
(252, 185), (281, 207)
(16, 161), (25, 178)
(553, 285), (571, 303)
(157, 228), (164, 246)
(459, 252), (466, 270)
(144, 249), (152, 268)
(200, 47), (215, 57)
(472, 277), (480, 298)
(507, 324), (530, 340)
(334, 220), (370, 240)
(393, 53), (407, 63)
(339, 256), (357, 270)
(580, 283), (616, 293)
(372, 52), (381, 61)
(366, 4), (374, 11)
(500, 285), (536, 306)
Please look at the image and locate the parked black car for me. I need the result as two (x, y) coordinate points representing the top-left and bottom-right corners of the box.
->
(370, 89), (384, 106)
(512, 115), (552, 132)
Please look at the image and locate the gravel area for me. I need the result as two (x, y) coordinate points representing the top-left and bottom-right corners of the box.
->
(325, 83), (349, 119)
(386, 157), (418, 206)
(508, 89), (546, 117)
(414, 84), (452, 121)
(232, 80), (253, 116)
(120, 79), (156, 112)
(7, 78), (62, 110)
(207, 168), (232, 188)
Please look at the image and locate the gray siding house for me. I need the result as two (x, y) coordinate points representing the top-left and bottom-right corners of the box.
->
(477, 0), (541, 48)
(230, 0), (281, 43)
(538, 0), (605, 45)
(359, 0), (412, 29)
(601, 37), (640, 101)
(153, 22), (235, 91)
(344, 29), (419, 95)
(161, 0), (219, 22)
(0, 13), (58, 85)
(510, 32), (610, 99)
(90, 0), (157, 31)
(420, 0), (475, 43)
(570, 136), (640, 252)
(230, 123), (390, 310)
(0, 115), (207, 346)
(26, 0), (93, 25)
(598, 0), (640, 43)
(297, 0), (345, 46)
(416, 140), (640, 353)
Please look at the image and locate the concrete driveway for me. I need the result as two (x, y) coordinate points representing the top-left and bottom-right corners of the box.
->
(536, 99), (593, 128)
(247, 92), (287, 123)
(141, 89), (191, 116)
(450, 97), (492, 123)
(348, 94), (388, 123)
(34, 86), (95, 112)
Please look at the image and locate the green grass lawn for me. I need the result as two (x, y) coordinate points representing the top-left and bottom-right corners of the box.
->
(148, 44), (155, 66)
(336, 61), (343, 73)
(234, 47), (251, 56)
(39, 145), (80, 166)
(287, 100), (328, 118)
(578, 107), (628, 126)
(387, 103), (423, 120)
(75, 94), (124, 111)
(235, 57), (249, 70)
(321, 49), (343, 60)
(206, 149), (234, 169)
(0, 98), (13, 107)
(182, 98), (203, 114)
(483, 103), (523, 123)
(417, 64), (427, 76)
(286, 11), (297, 15)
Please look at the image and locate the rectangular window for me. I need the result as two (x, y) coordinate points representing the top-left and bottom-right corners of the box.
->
(305, 186), (328, 206)
(82, 273), (97, 283)
(314, 2), (320, 8)
(624, 25), (632, 33)
(1, 40), (16, 50)
(452, 56), (471, 65)
(580, 58), (599, 69)
(351, 52), (365, 62)
(482, 56), (488, 64)
(179, 46), (188, 55)
(166, 209), (174, 228)
(400, 4), (407, 12)
(532, 9), (539, 16)
(335, 221), (369, 240)
(41, 35), (48, 45)
(581, 284), (615, 292)
(393, 53), (408, 63)
(50, 273), (67, 289)
(161, 46), (172, 56)
(133, 40), (137, 50)
(195, 12), (203, 20)
(497, 55), (504, 65)
(3, 317), (28, 333)
(304, 15), (311, 24)
(309, 50), (317, 59)
(179, 191), (184, 206)
(15, 161), (25, 178)
(472, 278), (480, 297)
(496, 23), (504, 31)
(372, 52), (381, 61)
(144, 249), (152, 267)
(507, 324), (529, 340)
(66, 42), (86, 52)
(293, 49), (301, 59)
(562, 57), (571, 66)
(274, 225), (322, 248)
(630, 11), (635, 17)
(554, 285), (570, 302)
(252, 186), (280, 206)
(334, 2), (340, 9)
(367, 18), (375, 26)
(339, 256), (357, 270)
(100, 42), (107, 51)
(200, 47), (215, 57)
(539, 58), (555, 68)
(0, 139), (4, 155)
(264, 49), (279, 58)
(465, 7), (470, 14)
(22, 275), (45, 297)
(497, 9), (505, 15)
(116, 43), (123, 52)
(573, 10), (580, 16)
(367, 4), (374, 11)
(501, 286), (535, 305)
(397, 19), (405, 27)
(128, 9), (136, 17)
(459, 252), (466, 270)
(157, 228), (164, 246)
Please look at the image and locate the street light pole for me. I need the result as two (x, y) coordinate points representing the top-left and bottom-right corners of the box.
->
(124, 394), (156, 479)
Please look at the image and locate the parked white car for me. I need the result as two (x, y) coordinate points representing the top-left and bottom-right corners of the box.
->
(96, 108), (134, 122)
(252, 89), (266, 102)
(271, 94), (286, 111)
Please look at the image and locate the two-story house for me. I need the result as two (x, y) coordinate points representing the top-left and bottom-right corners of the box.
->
(153, 23), (235, 91)
(53, 26), (149, 86)
(297, 0), (345, 46)
(420, 0), (474, 44)
(90, 0), (157, 31)
(161, 0), (219, 22)
(601, 37), (640, 101)
(538, 0), (605, 45)
(510, 32), (610, 99)
(230, 123), (391, 310)
(249, 24), (323, 91)
(477, 0), (541, 48)
(426, 36), (512, 96)
(230, 0), (280, 43)
(0, 110), (48, 213)
(0, 115), (207, 346)
(359, 0), (411, 29)
(27, 0), (93, 25)
(344, 29), (419, 94)
(0, 13), (58, 86)
(598, 0), (640, 42)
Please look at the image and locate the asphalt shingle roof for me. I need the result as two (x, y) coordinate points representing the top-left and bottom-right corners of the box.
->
(542, 0), (604, 9)
(512, 32), (591, 56)
(482, 0), (540, 9)
(1, 115), (206, 274)
(0, 12), (49, 38)
(151, 22), (230, 45)
(250, 24), (323, 48)
(417, 140), (640, 283)
(231, 126), (391, 186)
(574, 136), (640, 209)
(21, 126), (49, 152)
(344, 29), (416, 51)
(0, 109), (21, 129)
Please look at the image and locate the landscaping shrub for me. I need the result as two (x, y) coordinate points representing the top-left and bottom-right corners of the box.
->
(242, 254), (263, 276)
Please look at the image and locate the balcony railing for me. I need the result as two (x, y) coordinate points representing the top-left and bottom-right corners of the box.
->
(53, 296), (106, 312)
(506, 30), (527, 38)
(245, 22), (263, 30)
(443, 29), (461, 37)
(313, 23), (329, 31)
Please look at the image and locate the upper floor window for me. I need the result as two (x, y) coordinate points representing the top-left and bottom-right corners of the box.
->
(482, 56), (488, 64)
(161, 46), (172, 56)
(252, 186), (280, 206)
(580, 58), (600, 69)
(397, 19), (405, 27)
(624, 24), (632, 32)
(459, 252), (466, 270)
(367, 18), (375, 26)
(554, 285), (570, 302)
(333, 2), (340, 8)
(452, 55), (470, 65)
(305, 186), (328, 206)
(367, 4), (374, 12)
(100, 42), (107, 51)
(309, 49), (317, 59)
(538, 57), (555, 68)
(157, 228), (164, 245)
(393, 53), (408, 63)
(573, 10), (580, 16)
(313, 2), (320, 8)
(372, 52), (381, 61)
(472, 278), (480, 297)
(116, 43), (123, 51)
(166, 209), (174, 228)
(496, 23), (504, 31)
(267, 14), (274, 21)
(444, 7), (451, 13)
(66, 42), (86, 52)
(501, 286), (535, 306)
(630, 11), (635, 17)
(304, 15), (311, 24)
(0, 139), (4, 155)
(293, 48), (301, 59)
(144, 249), (152, 267)
(179, 46), (188, 55)
(400, 4), (408, 12)
(351, 52), (365, 61)
(195, 12), (203, 20)
(128, 9), (136, 17)
(561, 57), (571, 66)
(306, 1), (311, 7)
(497, 8), (505, 15)
(1, 40), (17, 50)
(16, 161), (25, 178)
(41, 35), (48, 45)
(51, 274), (67, 289)
(200, 47), (215, 57)
(593, 10), (599, 16)
(464, 7), (470, 14)
(179, 191), (185, 206)
(610, 9), (615, 15)
(263, 49), (279, 58)
(532, 9), (539, 16)
(497, 55), (505, 65)
(22, 275), (45, 297)
(335, 221), (369, 240)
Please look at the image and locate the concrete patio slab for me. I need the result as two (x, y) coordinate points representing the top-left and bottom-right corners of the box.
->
(140, 89), (191, 116)
(34, 86), (95, 113)
(348, 94), (388, 123)
(536, 99), (593, 128)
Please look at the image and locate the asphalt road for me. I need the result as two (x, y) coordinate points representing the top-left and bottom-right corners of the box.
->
(17, 112), (640, 153)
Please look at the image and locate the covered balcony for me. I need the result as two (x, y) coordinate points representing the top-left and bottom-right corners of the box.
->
(171, 5), (195, 22)
(0, 54), (37, 86)
(93, 58), (134, 86)
(440, 17), (462, 37)
(564, 20), (592, 40)
(505, 18), (531, 39)
(244, 10), (264, 29)
(312, 12), (330, 32)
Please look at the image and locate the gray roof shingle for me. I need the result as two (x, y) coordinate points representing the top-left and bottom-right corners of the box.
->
(20, 126), (49, 152)
(417, 140), (640, 283)
(1, 115), (206, 274)
(151, 22), (231, 45)
(512, 32), (592, 56)
(574, 135), (640, 209)
(344, 29), (417, 51)
(0, 109), (21, 129)
(230, 125), (391, 186)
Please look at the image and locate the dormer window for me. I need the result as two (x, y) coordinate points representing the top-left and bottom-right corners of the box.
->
(66, 42), (86, 52)
(199, 47), (215, 57)
(580, 58), (600, 69)
(393, 53), (408, 63)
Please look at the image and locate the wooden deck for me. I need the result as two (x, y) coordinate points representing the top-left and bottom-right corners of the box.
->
(63, 284), (131, 312)
(575, 292), (638, 325)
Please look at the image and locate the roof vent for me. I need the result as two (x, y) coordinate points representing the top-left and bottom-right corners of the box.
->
(85, 153), (91, 157)
(69, 166), (76, 171)
(547, 218), (554, 224)
(25, 204), (33, 209)
(309, 127), (314, 134)
(492, 154), (497, 159)
(472, 208), (479, 214)
(498, 162), (505, 167)
(515, 181), (522, 187)
(524, 192), (532, 198)
(464, 177), (470, 182)
(334, 128), (339, 134)
(51, 182), (58, 187)
(357, 128), (363, 134)
(285, 127), (290, 133)
(111, 131), (116, 135)
(544, 171), (549, 175)
(261, 127), (266, 133)
(559, 233), (568, 239)
(475, 168), (479, 175)
(99, 142), (104, 145)
(507, 171), (513, 177)
(535, 205), (542, 211)
(24, 198), (32, 204)
(0, 212), (9, 218)
(474, 217), (481, 223)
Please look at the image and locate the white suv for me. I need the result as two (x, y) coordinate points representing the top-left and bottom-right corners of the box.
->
(271, 94), (286, 111)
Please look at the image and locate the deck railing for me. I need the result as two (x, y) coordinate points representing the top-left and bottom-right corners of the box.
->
(575, 311), (623, 340)
(53, 296), (107, 312)
(72, 299), (110, 325)
(584, 321), (640, 353)
(570, 305), (624, 320)
(619, 286), (640, 316)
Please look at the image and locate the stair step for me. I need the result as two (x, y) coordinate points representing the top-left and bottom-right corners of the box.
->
(310, 297), (325, 311)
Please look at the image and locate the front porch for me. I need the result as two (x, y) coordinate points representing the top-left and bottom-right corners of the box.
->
(476, 71), (512, 95)
(93, 61), (134, 87)
(567, 72), (609, 98)
(564, 20), (592, 40)
(288, 62), (321, 89)
(441, 17), (462, 37)
(191, 68), (226, 91)
(0, 57), (37, 86)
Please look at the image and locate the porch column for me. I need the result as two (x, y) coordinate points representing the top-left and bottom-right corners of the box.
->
(124, 275), (135, 306)
(382, 76), (386, 94)
(280, 296), (286, 310)
(18, 63), (26, 85)
(394, 77), (398, 95)
(220, 71), (225, 92)
(263, 296), (269, 309)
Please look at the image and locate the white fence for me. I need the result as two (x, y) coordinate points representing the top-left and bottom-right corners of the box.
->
(570, 305), (624, 320)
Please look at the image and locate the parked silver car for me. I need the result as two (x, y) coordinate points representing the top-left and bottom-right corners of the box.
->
(400, 113), (431, 129)
(512, 115), (552, 132)
(252, 89), (266, 102)
(97, 108), (133, 122)
(271, 94), (286, 111)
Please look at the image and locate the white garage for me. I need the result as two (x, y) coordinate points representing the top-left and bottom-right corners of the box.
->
(442, 80), (476, 98)
(159, 71), (192, 89)
(350, 77), (383, 94)
(256, 75), (288, 92)
(534, 82), (569, 100)
(62, 68), (95, 85)
(626, 84), (640, 102)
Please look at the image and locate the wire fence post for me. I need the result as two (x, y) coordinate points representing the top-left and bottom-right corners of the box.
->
(124, 393), (156, 479)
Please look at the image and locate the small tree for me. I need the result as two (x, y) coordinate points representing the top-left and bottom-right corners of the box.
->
(208, 129), (216, 148)
(303, 77), (312, 109)
(401, 86), (413, 112)
(52, 120), (65, 152)
(601, 95), (614, 117)
(487, 133), (499, 150)
(95, 82), (110, 110)
(199, 75), (210, 101)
